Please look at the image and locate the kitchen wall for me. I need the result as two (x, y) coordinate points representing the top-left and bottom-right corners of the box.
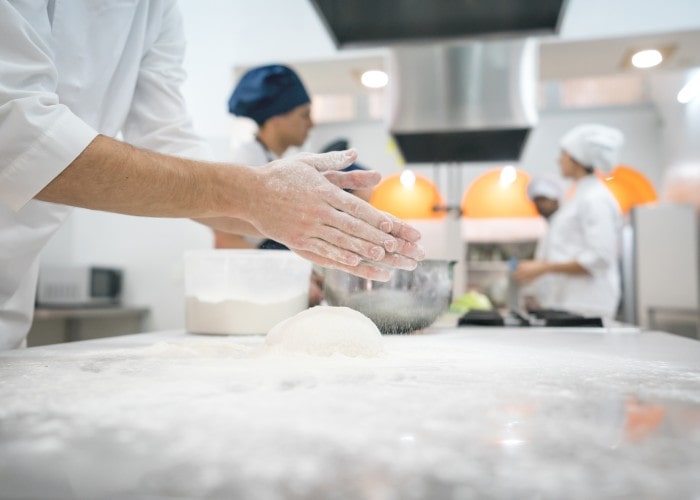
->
(39, 1), (700, 331)
(649, 69), (700, 168)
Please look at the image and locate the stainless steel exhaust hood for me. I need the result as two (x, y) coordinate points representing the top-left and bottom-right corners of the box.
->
(308, 0), (563, 163)
(309, 0), (566, 47)
(388, 39), (539, 163)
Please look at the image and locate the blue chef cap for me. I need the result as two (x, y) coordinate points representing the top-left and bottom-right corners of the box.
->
(228, 64), (310, 125)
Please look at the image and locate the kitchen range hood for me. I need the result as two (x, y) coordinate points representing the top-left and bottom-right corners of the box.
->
(308, 0), (557, 163)
(309, 0), (566, 47)
(388, 39), (539, 163)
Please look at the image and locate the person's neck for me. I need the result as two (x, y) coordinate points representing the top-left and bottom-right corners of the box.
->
(256, 130), (288, 157)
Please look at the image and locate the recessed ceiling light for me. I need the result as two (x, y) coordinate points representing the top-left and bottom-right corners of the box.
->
(360, 70), (388, 89)
(631, 49), (663, 69)
(621, 44), (676, 71)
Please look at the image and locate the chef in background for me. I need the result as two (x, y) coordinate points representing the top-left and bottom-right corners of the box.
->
(0, 2), (425, 350)
(518, 177), (563, 311)
(527, 177), (561, 221)
(214, 64), (316, 250)
(217, 64), (323, 307)
(217, 66), (375, 306)
(217, 66), (374, 249)
(513, 124), (624, 319)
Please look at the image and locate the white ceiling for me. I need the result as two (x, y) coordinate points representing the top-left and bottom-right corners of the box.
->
(539, 29), (700, 80)
(193, 0), (700, 95)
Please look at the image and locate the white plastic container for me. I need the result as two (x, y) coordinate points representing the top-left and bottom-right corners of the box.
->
(184, 249), (312, 335)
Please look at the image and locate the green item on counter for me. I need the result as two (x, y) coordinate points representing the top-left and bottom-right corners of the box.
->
(449, 291), (493, 315)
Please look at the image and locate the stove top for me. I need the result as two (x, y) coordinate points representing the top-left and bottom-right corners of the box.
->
(458, 309), (604, 328)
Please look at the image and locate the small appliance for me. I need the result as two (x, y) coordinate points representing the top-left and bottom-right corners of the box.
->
(36, 266), (123, 307)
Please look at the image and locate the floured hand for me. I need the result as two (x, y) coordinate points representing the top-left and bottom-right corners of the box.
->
(247, 150), (425, 281)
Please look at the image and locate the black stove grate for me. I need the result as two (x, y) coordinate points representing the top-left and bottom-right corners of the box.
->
(458, 309), (603, 328)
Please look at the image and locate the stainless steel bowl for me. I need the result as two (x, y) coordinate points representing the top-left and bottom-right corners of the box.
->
(323, 260), (456, 334)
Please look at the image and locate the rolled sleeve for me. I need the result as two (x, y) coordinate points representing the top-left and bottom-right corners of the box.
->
(0, 1), (99, 211)
(0, 105), (97, 211)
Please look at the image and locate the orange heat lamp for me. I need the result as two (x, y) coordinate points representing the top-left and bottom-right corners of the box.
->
(599, 165), (658, 213)
(461, 166), (538, 218)
(370, 170), (446, 219)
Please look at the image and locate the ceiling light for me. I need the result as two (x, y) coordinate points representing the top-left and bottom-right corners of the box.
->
(370, 171), (445, 219)
(498, 165), (517, 188)
(360, 70), (388, 89)
(631, 49), (663, 69)
(621, 45), (675, 71)
(399, 169), (416, 189)
(677, 73), (700, 104)
(461, 167), (538, 218)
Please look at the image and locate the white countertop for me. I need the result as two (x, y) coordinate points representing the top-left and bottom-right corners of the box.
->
(1, 325), (699, 499)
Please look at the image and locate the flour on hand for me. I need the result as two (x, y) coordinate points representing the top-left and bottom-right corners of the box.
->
(263, 306), (383, 357)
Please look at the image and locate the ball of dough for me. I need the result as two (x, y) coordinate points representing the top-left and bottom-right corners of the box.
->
(264, 306), (383, 357)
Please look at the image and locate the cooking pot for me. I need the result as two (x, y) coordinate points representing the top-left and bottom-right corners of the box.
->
(323, 259), (456, 334)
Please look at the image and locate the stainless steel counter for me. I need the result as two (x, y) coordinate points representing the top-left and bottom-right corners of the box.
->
(1, 325), (699, 499)
(29, 306), (150, 347)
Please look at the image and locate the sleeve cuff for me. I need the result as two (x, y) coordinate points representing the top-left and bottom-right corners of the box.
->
(0, 111), (98, 212)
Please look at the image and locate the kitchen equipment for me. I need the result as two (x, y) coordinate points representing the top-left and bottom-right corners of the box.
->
(184, 249), (312, 335)
(323, 259), (456, 334)
(309, 0), (566, 47)
(36, 266), (122, 307)
(387, 39), (539, 163)
(458, 308), (604, 328)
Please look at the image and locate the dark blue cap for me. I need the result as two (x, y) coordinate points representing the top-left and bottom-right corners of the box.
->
(228, 64), (310, 125)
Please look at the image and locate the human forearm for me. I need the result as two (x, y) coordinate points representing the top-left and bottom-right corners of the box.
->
(513, 259), (589, 284)
(36, 136), (426, 280)
(544, 260), (589, 275)
(35, 135), (251, 219)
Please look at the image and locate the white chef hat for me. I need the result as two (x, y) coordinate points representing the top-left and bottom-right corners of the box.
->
(560, 124), (625, 173)
(527, 177), (561, 201)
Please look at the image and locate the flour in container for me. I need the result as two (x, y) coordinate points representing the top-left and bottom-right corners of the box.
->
(186, 293), (307, 335)
(263, 306), (383, 357)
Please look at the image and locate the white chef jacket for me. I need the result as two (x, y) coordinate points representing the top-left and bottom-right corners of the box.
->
(229, 138), (278, 166)
(519, 220), (558, 308)
(0, 0), (211, 349)
(535, 175), (622, 318)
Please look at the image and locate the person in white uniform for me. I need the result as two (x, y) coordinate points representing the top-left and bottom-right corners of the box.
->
(527, 177), (562, 221)
(513, 124), (624, 319)
(0, 1), (425, 350)
(518, 177), (563, 311)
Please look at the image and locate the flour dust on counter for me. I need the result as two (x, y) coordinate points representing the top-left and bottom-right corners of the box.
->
(0, 330), (699, 499)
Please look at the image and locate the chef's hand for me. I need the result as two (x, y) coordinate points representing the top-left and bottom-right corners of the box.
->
(248, 150), (425, 281)
(512, 260), (549, 284)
